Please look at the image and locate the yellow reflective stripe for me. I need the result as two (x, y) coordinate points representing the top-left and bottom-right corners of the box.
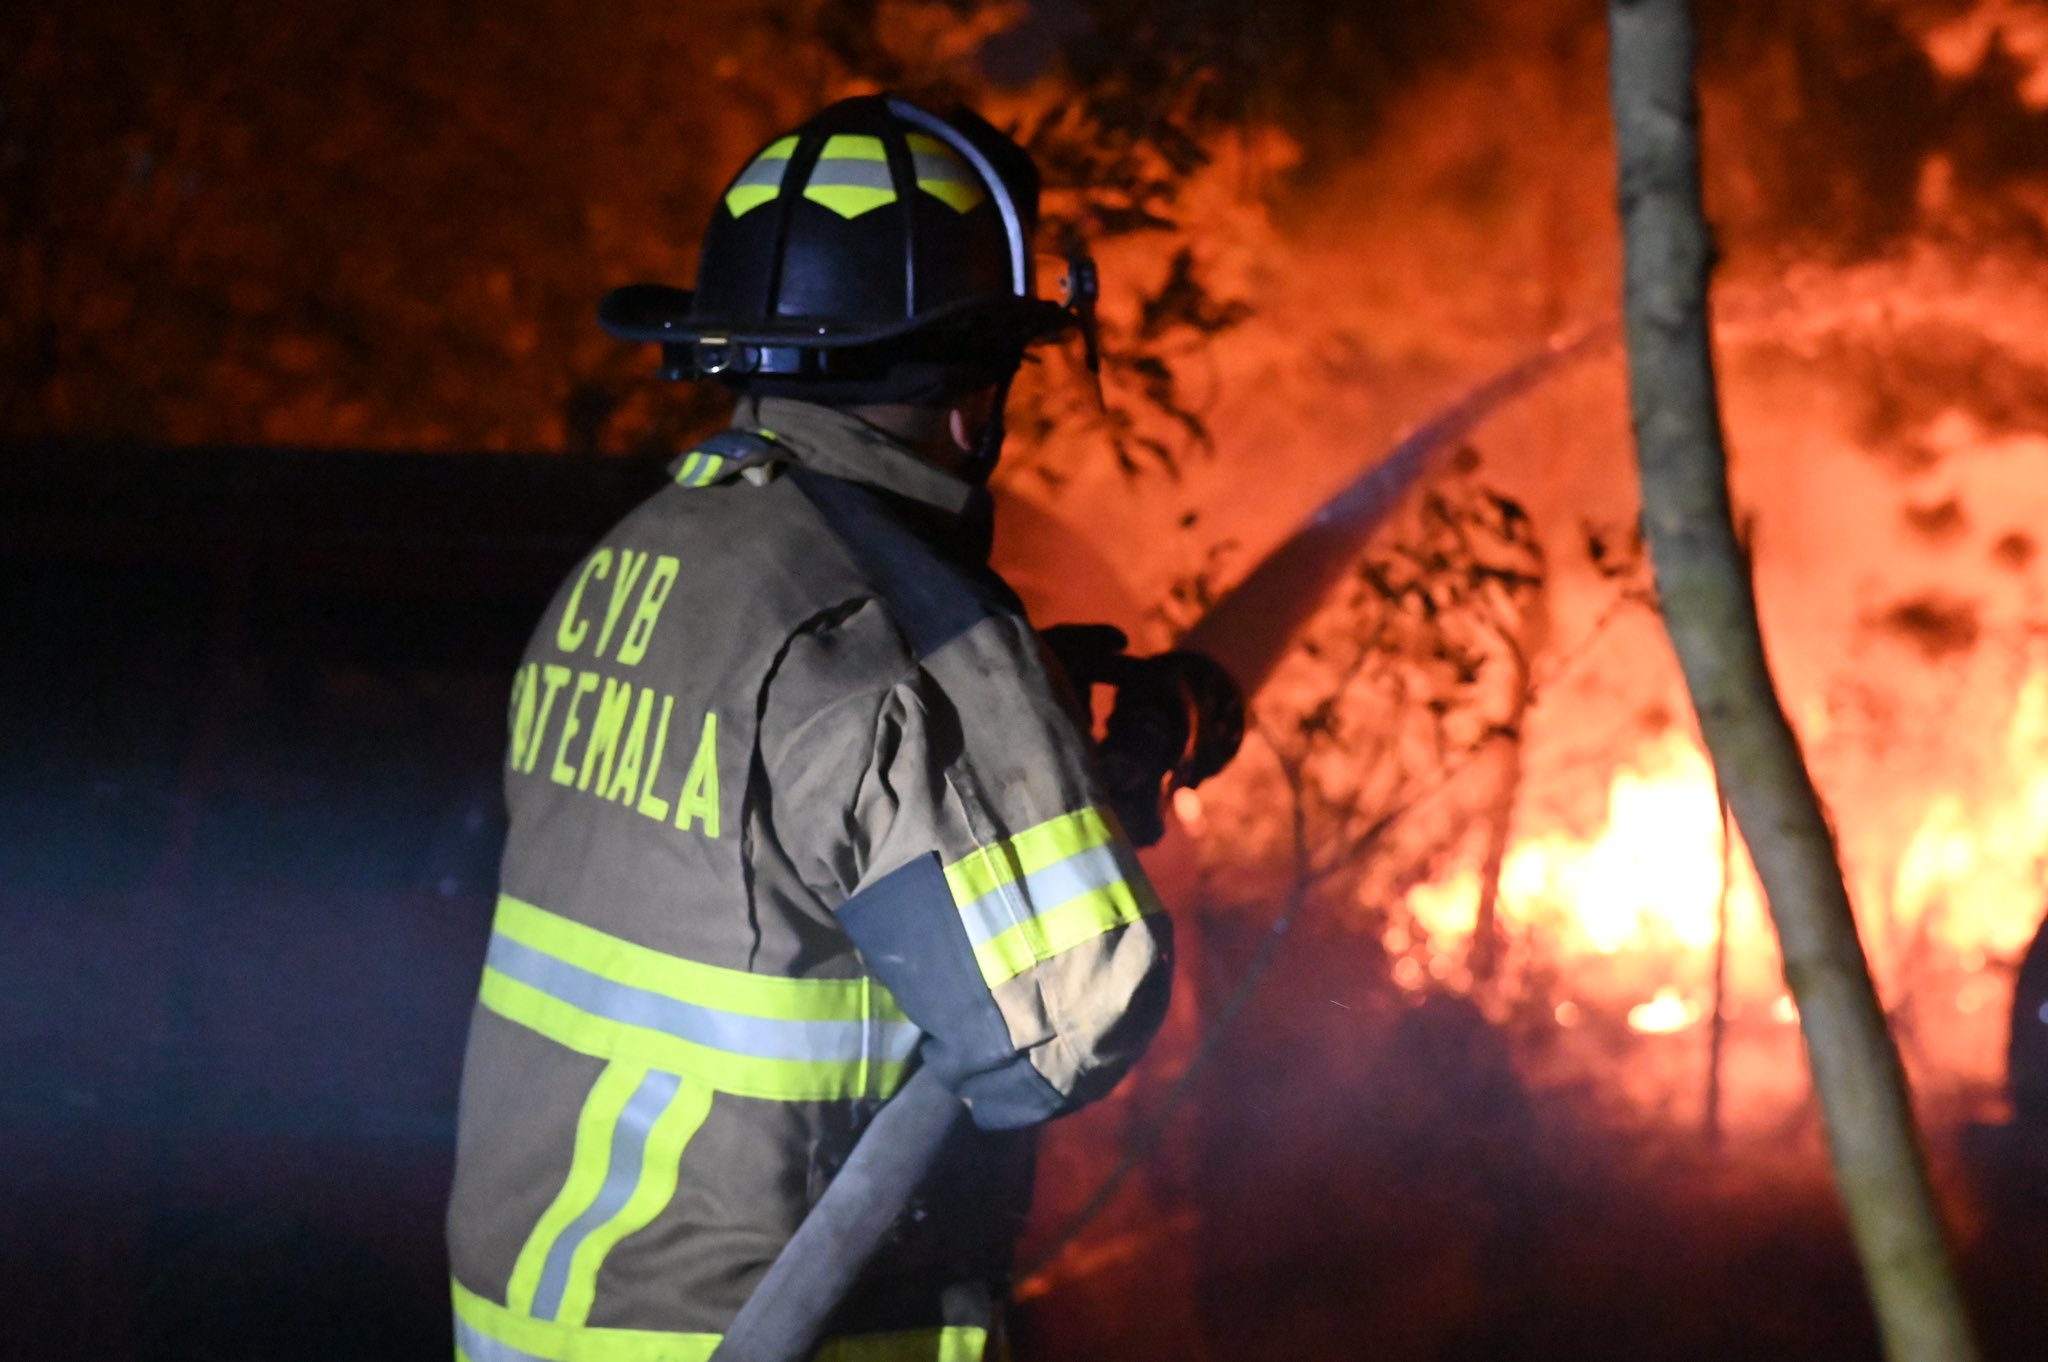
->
(942, 807), (1116, 909)
(819, 134), (886, 162)
(805, 134), (896, 218)
(676, 450), (744, 487)
(477, 896), (917, 1098)
(506, 1062), (650, 1315)
(913, 178), (983, 213)
(494, 896), (908, 1023)
(942, 808), (1155, 986)
(971, 874), (1155, 987)
(453, 1280), (983, 1362)
(819, 1326), (988, 1362)
(553, 1077), (713, 1326)
(805, 184), (896, 218)
(725, 135), (798, 219)
(454, 1277), (719, 1362)
(478, 969), (909, 1102)
(905, 133), (985, 213)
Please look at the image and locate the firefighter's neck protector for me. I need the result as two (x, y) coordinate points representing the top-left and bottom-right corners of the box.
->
(597, 95), (1096, 407)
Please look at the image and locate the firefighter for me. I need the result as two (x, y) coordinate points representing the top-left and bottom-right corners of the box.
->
(445, 95), (1219, 1360)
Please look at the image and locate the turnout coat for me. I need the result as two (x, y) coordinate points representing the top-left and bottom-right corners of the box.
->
(446, 397), (1173, 1361)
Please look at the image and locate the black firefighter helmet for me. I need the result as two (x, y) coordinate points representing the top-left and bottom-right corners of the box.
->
(599, 95), (1096, 406)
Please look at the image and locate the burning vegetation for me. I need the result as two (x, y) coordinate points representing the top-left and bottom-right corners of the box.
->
(11, 0), (2048, 1358)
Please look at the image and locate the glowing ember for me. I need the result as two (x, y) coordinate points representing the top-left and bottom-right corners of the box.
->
(1627, 987), (1702, 1035)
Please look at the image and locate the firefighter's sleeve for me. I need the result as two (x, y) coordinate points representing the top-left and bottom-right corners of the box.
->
(766, 602), (1173, 1131)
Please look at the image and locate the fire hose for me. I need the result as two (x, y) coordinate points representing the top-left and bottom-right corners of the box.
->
(708, 322), (1612, 1362)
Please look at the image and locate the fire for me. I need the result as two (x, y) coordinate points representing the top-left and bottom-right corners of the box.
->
(1627, 987), (1703, 1036)
(1399, 731), (1764, 986)
(1492, 733), (1748, 959)
(956, 0), (2048, 1140)
(1386, 648), (2048, 1126)
(1888, 667), (2048, 966)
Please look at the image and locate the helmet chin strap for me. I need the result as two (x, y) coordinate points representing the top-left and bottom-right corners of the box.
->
(965, 370), (1016, 484)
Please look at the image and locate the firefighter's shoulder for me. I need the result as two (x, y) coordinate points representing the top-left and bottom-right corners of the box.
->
(770, 467), (1019, 663)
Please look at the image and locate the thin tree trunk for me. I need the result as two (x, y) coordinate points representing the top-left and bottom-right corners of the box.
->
(1469, 642), (1531, 986)
(1705, 786), (1730, 1146)
(1605, 4), (1980, 1360)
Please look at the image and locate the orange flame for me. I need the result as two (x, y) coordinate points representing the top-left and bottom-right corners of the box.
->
(1389, 652), (2048, 1126)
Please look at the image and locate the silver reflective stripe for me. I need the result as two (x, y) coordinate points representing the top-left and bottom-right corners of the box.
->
(954, 841), (1131, 948)
(912, 150), (976, 189)
(730, 158), (789, 191)
(805, 160), (895, 190)
(486, 935), (922, 1065)
(679, 452), (726, 487)
(455, 1315), (550, 1362)
(530, 1069), (681, 1321)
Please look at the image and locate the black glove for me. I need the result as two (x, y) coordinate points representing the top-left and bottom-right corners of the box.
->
(1039, 622), (1130, 700)
(1098, 650), (1244, 845)
(1041, 624), (1246, 847)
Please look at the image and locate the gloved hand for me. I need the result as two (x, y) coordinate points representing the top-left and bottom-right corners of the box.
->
(1039, 623), (1131, 701)
(1040, 624), (1246, 847)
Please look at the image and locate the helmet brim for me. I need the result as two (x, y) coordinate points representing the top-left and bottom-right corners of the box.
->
(598, 283), (1074, 351)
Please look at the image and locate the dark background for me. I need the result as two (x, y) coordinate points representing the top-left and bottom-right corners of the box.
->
(1, 442), (664, 1359)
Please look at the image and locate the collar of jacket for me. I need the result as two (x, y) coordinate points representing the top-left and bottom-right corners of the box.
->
(731, 395), (995, 565)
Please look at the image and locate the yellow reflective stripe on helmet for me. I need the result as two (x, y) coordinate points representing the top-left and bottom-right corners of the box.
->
(804, 133), (896, 218)
(688, 453), (726, 487)
(453, 1279), (985, 1362)
(725, 135), (798, 219)
(942, 808), (1159, 987)
(905, 133), (986, 213)
(672, 452), (703, 485)
(819, 133), (887, 162)
(480, 895), (917, 1101)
